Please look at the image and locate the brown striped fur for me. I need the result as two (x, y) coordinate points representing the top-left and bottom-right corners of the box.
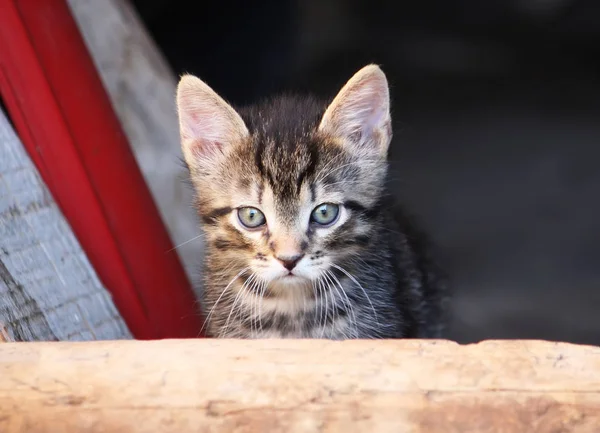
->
(176, 65), (447, 339)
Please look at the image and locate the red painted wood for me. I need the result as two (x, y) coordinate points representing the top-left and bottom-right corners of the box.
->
(0, 0), (203, 339)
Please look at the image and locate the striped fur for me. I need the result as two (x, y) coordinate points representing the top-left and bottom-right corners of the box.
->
(176, 65), (447, 339)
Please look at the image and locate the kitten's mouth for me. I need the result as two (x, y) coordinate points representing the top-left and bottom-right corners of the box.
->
(279, 272), (306, 282)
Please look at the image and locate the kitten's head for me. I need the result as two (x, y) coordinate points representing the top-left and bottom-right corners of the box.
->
(176, 65), (392, 295)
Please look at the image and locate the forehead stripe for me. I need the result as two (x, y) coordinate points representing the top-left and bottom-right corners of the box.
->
(295, 141), (319, 194)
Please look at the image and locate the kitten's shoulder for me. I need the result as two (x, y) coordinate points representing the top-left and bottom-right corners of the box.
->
(387, 197), (449, 337)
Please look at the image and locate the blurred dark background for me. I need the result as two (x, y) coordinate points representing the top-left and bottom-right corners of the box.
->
(131, 0), (600, 345)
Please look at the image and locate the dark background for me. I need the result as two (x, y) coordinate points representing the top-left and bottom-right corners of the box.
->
(131, 0), (600, 345)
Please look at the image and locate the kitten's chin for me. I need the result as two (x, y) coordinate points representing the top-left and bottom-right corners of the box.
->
(268, 274), (312, 295)
(276, 274), (308, 285)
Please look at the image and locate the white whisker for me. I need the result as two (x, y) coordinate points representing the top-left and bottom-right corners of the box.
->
(311, 278), (320, 328)
(250, 276), (262, 337)
(248, 275), (260, 338)
(248, 276), (256, 337)
(222, 273), (255, 337)
(326, 269), (358, 339)
(201, 266), (250, 334)
(331, 263), (379, 328)
(257, 277), (267, 335)
(166, 234), (203, 252)
(326, 272), (342, 339)
(314, 276), (324, 337)
(319, 274), (329, 338)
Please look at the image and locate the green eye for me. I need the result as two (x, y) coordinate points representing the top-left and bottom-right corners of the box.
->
(237, 207), (266, 228)
(311, 203), (340, 226)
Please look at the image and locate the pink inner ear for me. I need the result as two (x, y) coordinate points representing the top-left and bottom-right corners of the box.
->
(177, 75), (249, 160)
(179, 96), (236, 151)
(363, 105), (385, 134)
(183, 107), (208, 137)
(188, 139), (223, 160)
(321, 68), (390, 144)
(337, 91), (386, 142)
(181, 106), (216, 145)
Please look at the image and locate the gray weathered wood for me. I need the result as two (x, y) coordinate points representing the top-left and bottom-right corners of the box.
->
(0, 110), (131, 342)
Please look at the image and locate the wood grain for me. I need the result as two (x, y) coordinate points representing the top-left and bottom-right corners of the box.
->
(1, 339), (599, 432)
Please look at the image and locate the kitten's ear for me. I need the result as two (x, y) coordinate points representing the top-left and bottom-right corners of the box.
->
(319, 64), (391, 157)
(176, 74), (249, 168)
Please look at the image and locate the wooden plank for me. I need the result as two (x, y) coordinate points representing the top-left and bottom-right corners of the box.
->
(1, 339), (599, 432)
(0, 99), (131, 343)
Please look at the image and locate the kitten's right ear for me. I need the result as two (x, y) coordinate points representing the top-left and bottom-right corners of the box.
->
(176, 74), (248, 169)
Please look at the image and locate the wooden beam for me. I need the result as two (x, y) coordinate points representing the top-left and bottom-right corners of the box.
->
(1, 339), (599, 432)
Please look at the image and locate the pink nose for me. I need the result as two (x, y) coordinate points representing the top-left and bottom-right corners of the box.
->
(276, 254), (303, 271)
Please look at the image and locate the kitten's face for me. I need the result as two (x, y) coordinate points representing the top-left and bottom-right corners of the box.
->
(194, 131), (386, 294)
(220, 143), (350, 287)
(177, 64), (392, 297)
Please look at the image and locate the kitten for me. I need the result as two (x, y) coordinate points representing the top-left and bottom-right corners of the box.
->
(176, 64), (447, 339)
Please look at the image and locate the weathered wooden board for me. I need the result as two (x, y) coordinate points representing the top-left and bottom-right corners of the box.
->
(0, 110), (131, 342)
(1, 339), (599, 432)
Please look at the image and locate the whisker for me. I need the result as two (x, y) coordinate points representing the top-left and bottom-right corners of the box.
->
(326, 270), (358, 339)
(313, 153), (350, 181)
(233, 285), (254, 338)
(326, 272), (342, 340)
(247, 274), (259, 338)
(257, 277), (267, 335)
(331, 263), (379, 328)
(344, 254), (373, 274)
(323, 271), (345, 339)
(315, 152), (374, 182)
(200, 266), (250, 334)
(311, 277), (319, 334)
(222, 272), (255, 337)
(314, 276), (324, 337)
(250, 276), (262, 337)
(302, 278), (308, 316)
(248, 276), (256, 338)
(319, 274), (329, 339)
(166, 234), (203, 253)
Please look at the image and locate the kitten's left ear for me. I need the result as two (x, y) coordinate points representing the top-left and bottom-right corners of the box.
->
(319, 64), (392, 157)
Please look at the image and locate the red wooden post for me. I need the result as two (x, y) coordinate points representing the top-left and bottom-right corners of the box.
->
(0, 0), (203, 339)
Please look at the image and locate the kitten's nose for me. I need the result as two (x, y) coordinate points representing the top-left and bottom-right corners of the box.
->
(276, 254), (304, 271)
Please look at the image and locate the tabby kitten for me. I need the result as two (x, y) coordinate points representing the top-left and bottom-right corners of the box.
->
(176, 64), (446, 339)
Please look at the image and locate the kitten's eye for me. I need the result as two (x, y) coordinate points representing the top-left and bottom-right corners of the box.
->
(237, 207), (266, 228)
(311, 203), (340, 226)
